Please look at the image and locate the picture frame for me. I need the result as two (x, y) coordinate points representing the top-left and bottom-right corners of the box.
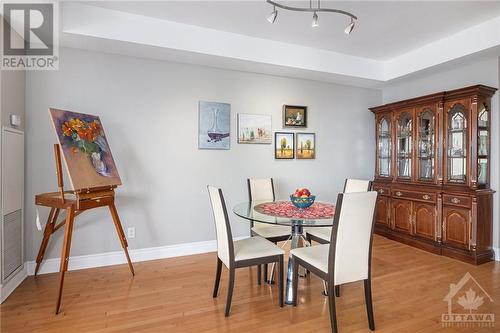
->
(283, 105), (307, 128)
(49, 108), (122, 191)
(237, 113), (272, 144)
(198, 101), (230, 150)
(275, 132), (295, 159)
(296, 132), (316, 159)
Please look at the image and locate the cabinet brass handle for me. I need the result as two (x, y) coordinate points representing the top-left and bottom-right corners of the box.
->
(395, 191), (402, 197)
(378, 189), (384, 194)
(451, 197), (460, 204)
(422, 194), (431, 200)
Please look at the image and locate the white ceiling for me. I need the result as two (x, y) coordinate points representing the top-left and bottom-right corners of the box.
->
(85, 1), (500, 60)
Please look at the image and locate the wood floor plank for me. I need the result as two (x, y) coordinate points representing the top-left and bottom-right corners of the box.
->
(1, 235), (499, 332)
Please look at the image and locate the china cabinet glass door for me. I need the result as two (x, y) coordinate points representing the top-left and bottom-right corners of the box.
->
(447, 104), (467, 183)
(417, 109), (435, 181)
(397, 112), (412, 179)
(377, 116), (391, 177)
(478, 103), (489, 185)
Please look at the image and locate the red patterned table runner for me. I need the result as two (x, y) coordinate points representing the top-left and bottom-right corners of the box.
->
(254, 201), (334, 219)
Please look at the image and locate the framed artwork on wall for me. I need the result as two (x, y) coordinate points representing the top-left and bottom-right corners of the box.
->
(198, 101), (230, 150)
(275, 132), (295, 159)
(237, 113), (272, 144)
(49, 108), (122, 191)
(296, 133), (316, 159)
(283, 105), (307, 128)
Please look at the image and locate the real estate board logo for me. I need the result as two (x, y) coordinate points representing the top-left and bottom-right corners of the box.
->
(1, 1), (58, 70)
(442, 272), (494, 328)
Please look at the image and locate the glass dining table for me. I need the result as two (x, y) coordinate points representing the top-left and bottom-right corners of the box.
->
(233, 200), (335, 305)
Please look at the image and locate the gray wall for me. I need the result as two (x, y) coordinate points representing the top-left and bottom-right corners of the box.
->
(25, 47), (381, 261)
(0, 20), (26, 281)
(1, 70), (26, 130)
(0, 19), (26, 130)
(383, 56), (500, 253)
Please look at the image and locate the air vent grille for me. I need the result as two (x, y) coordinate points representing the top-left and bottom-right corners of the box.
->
(2, 209), (23, 281)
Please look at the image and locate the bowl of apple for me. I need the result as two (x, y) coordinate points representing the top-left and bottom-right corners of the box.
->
(290, 188), (315, 209)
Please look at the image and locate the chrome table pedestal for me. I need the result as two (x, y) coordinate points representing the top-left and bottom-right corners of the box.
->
(285, 222), (308, 305)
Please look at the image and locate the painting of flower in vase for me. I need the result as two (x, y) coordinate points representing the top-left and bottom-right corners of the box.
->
(49, 108), (121, 191)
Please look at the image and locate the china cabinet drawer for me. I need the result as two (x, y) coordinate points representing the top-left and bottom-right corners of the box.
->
(443, 194), (471, 208)
(392, 189), (436, 203)
(373, 185), (390, 197)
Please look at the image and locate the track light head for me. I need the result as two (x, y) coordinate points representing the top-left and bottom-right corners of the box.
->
(344, 18), (355, 34)
(267, 6), (278, 24)
(312, 12), (319, 28)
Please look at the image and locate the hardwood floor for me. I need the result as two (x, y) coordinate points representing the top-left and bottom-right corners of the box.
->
(1, 235), (499, 332)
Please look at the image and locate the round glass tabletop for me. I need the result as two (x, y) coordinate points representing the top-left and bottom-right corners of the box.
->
(233, 200), (335, 227)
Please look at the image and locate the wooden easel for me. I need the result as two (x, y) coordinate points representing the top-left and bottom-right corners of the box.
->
(34, 144), (135, 314)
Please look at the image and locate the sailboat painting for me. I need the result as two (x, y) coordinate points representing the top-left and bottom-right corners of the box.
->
(198, 101), (231, 149)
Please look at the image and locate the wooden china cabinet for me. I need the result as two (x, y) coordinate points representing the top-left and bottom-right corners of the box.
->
(370, 85), (497, 265)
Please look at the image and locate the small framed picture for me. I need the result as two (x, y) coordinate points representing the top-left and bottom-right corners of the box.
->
(283, 105), (307, 128)
(275, 132), (295, 159)
(296, 133), (316, 159)
(237, 113), (272, 144)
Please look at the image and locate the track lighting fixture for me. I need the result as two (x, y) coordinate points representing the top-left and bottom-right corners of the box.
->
(312, 12), (319, 28)
(267, 6), (278, 24)
(266, 0), (357, 34)
(344, 18), (355, 34)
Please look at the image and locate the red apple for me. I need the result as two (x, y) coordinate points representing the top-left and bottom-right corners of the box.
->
(294, 188), (311, 197)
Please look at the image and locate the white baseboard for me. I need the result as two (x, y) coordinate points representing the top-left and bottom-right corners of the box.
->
(493, 247), (500, 261)
(0, 263), (28, 303)
(26, 236), (247, 276)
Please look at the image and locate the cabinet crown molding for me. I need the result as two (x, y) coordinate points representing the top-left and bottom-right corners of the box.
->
(370, 84), (497, 113)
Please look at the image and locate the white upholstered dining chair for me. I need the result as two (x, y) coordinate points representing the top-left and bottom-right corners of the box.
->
(208, 186), (284, 316)
(291, 191), (378, 333)
(306, 178), (372, 245)
(305, 178), (372, 297)
(247, 178), (290, 283)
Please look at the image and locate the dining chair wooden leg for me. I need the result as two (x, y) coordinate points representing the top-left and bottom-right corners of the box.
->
(257, 264), (261, 285)
(278, 256), (284, 307)
(213, 258), (222, 298)
(364, 278), (375, 330)
(335, 285), (341, 297)
(224, 267), (235, 317)
(327, 282), (338, 333)
(292, 259), (299, 306)
(264, 263), (270, 283)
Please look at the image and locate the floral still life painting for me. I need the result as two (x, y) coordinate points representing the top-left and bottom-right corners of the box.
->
(49, 108), (122, 191)
(199, 101), (230, 149)
(237, 113), (272, 144)
(283, 105), (307, 128)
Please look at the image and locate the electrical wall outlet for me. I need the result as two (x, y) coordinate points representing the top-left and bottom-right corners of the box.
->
(127, 227), (135, 239)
